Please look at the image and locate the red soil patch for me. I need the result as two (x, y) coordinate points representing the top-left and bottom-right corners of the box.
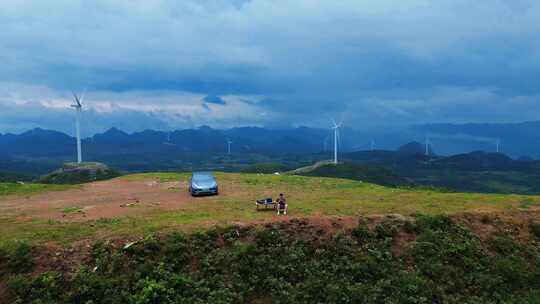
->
(451, 210), (540, 242)
(230, 214), (360, 238)
(0, 178), (200, 221)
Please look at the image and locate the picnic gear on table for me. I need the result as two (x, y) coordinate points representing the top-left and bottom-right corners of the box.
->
(255, 197), (276, 210)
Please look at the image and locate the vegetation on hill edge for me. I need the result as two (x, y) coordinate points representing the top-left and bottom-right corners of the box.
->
(39, 162), (121, 184)
(0, 171), (34, 183)
(241, 162), (291, 174)
(291, 161), (412, 187)
(2, 215), (540, 303)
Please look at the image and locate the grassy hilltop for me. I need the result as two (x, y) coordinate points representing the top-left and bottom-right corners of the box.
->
(0, 182), (74, 197)
(0, 172), (539, 246)
(1, 173), (540, 303)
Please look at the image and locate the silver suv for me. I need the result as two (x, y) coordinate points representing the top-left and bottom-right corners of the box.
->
(189, 172), (219, 196)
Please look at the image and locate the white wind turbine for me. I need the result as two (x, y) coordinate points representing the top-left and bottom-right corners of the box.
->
(163, 131), (175, 146)
(323, 131), (333, 152)
(227, 139), (233, 155)
(496, 139), (501, 153)
(331, 119), (343, 164)
(425, 136), (431, 156)
(71, 90), (85, 164)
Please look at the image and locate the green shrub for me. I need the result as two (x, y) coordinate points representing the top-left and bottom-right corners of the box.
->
(8, 272), (64, 304)
(414, 214), (454, 232)
(489, 234), (521, 255)
(1, 240), (35, 274)
(402, 219), (418, 234)
(488, 234), (540, 293)
(351, 226), (373, 242)
(374, 220), (400, 239)
(530, 222), (540, 240)
(131, 278), (174, 304)
(162, 232), (190, 270)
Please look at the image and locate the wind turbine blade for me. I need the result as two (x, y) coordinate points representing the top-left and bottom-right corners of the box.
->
(331, 118), (338, 128)
(79, 88), (87, 105)
(72, 92), (79, 103)
(71, 92), (82, 107)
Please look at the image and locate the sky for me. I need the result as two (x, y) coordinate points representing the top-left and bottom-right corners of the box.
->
(1, 0), (540, 136)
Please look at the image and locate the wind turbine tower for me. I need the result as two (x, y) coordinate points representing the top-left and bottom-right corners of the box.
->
(71, 90), (85, 164)
(163, 131), (176, 146)
(323, 134), (330, 152)
(227, 139), (233, 155)
(425, 136), (430, 156)
(331, 119), (342, 164)
(496, 139), (501, 153)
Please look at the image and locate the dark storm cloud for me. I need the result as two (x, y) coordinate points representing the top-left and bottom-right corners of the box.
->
(202, 95), (226, 105)
(1, 0), (540, 131)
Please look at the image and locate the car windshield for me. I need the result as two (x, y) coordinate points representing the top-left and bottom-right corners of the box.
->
(192, 173), (215, 183)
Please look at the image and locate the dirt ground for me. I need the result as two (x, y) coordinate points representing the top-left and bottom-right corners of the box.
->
(0, 178), (199, 221)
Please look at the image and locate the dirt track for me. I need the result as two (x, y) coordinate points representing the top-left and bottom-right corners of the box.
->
(0, 178), (200, 221)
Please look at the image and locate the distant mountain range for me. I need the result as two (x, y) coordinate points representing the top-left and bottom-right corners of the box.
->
(0, 126), (358, 174)
(341, 143), (540, 194)
(3, 127), (540, 195)
(343, 146), (531, 172)
(0, 126), (345, 158)
(413, 121), (540, 157)
(1, 121), (540, 175)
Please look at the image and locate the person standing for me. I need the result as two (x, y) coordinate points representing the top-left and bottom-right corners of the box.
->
(277, 193), (287, 215)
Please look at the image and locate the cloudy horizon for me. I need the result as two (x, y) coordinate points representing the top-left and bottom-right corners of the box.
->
(1, 0), (540, 135)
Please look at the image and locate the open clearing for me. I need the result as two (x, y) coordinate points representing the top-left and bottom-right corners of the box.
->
(1, 172), (540, 245)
